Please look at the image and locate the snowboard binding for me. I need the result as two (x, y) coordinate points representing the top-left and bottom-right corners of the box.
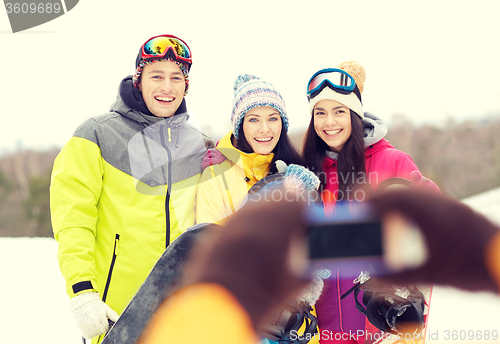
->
(260, 300), (319, 344)
(341, 272), (426, 335)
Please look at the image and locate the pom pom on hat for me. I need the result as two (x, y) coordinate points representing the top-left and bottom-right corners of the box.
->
(231, 74), (289, 139)
(338, 61), (366, 94)
(233, 74), (260, 92)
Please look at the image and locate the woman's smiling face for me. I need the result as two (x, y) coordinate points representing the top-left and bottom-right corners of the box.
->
(242, 106), (282, 155)
(313, 99), (352, 153)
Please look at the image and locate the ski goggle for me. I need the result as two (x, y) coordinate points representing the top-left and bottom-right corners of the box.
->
(307, 68), (356, 99)
(140, 34), (192, 67)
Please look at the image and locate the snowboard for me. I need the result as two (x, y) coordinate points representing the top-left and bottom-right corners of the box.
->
(101, 223), (221, 344)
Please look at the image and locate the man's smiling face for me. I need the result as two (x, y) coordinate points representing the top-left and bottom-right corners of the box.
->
(139, 60), (186, 117)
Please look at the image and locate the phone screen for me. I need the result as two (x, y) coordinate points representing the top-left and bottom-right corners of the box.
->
(304, 202), (387, 276)
(308, 219), (383, 260)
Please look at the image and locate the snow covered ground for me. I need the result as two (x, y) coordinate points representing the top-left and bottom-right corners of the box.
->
(2, 188), (500, 344)
(0, 237), (80, 343)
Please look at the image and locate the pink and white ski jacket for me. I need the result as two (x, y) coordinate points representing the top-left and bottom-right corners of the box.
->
(315, 113), (420, 341)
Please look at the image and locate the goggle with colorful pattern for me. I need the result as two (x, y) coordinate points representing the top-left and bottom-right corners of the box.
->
(139, 34), (192, 68)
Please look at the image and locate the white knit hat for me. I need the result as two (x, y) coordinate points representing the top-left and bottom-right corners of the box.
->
(309, 61), (366, 119)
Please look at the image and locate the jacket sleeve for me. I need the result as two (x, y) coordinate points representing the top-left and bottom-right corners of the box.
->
(486, 232), (500, 294)
(142, 283), (321, 344)
(366, 148), (420, 191)
(50, 134), (104, 298)
(195, 165), (233, 225)
(141, 283), (258, 344)
(387, 149), (420, 180)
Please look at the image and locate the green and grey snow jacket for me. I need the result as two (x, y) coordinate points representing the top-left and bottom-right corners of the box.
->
(50, 81), (212, 337)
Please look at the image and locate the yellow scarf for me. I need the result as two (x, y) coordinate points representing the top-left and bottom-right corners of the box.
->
(217, 131), (274, 189)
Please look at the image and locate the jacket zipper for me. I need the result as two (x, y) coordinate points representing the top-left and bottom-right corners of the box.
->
(102, 233), (120, 302)
(160, 125), (172, 248)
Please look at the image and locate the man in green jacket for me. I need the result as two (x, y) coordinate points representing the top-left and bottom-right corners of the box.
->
(50, 34), (213, 344)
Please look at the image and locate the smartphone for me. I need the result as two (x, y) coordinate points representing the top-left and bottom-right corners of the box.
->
(305, 202), (427, 277)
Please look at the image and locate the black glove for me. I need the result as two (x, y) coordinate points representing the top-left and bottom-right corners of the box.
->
(370, 188), (499, 292)
(183, 198), (310, 329)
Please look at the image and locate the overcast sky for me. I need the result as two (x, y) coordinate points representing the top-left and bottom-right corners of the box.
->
(1, 0), (499, 153)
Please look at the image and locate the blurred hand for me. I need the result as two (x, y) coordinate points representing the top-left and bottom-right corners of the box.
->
(201, 148), (226, 170)
(183, 198), (310, 329)
(370, 188), (499, 292)
(409, 171), (440, 193)
(70, 291), (119, 339)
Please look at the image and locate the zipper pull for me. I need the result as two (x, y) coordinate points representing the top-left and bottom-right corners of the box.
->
(115, 234), (120, 255)
(168, 127), (172, 142)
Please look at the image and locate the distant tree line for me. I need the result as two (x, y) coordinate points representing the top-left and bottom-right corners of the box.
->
(0, 149), (58, 237)
(385, 115), (500, 199)
(1, 115), (499, 237)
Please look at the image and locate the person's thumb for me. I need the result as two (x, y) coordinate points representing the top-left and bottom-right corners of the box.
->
(410, 170), (422, 182)
(106, 305), (119, 322)
(276, 160), (288, 173)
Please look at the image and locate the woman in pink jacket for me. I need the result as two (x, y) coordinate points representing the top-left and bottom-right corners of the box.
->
(301, 61), (439, 343)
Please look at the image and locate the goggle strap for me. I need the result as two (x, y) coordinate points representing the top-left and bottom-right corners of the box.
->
(353, 86), (362, 103)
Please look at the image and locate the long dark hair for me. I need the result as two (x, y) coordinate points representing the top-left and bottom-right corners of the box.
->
(302, 110), (366, 201)
(235, 124), (304, 175)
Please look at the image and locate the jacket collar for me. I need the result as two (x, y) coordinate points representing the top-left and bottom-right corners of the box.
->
(217, 131), (274, 181)
(324, 138), (396, 166)
(362, 112), (387, 147)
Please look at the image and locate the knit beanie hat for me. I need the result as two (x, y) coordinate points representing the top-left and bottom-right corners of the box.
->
(132, 56), (190, 96)
(309, 60), (366, 119)
(231, 74), (289, 139)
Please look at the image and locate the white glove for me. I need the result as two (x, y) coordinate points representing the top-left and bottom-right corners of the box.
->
(70, 291), (119, 339)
